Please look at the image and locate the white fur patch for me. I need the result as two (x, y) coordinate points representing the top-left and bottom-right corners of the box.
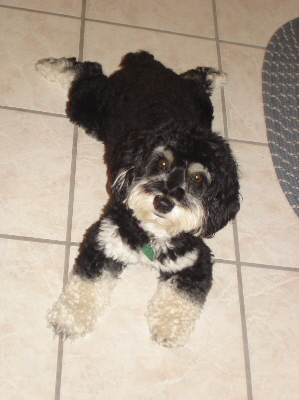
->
(207, 70), (229, 90)
(35, 57), (76, 90)
(97, 218), (199, 273)
(47, 271), (117, 339)
(146, 280), (201, 347)
(127, 179), (204, 239)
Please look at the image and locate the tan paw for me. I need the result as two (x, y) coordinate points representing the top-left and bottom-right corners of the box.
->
(146, 281), (201, 347)
(47, 272), (117, 340)
(35, 57), (76, 89)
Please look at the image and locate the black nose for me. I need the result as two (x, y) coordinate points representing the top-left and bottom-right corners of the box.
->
(153, 195), (174, 214)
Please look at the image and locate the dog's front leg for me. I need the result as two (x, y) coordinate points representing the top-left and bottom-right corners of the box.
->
(48, 221), (125, 340)
(147, 262), (212, 348)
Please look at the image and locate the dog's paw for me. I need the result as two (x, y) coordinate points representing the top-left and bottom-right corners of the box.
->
(48, 271), (117, 340)
(206, 68), (228, 90)
(146, 281), (201, 347)
(35, 57), (77, 89)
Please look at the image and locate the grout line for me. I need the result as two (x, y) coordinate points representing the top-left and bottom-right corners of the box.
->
(0, 104), (67, 118)
(241, 262), (299, 272)
(54, 337), (64, 400)
(64, 125), (79, 253)
(213, 258), (237, 265)
(52, 116), (79, 400)
(228, 138), (268, 146)
(211, 0), (222, 68)
(212, 0), (229, 139)
(0, 107), (269, 148)
(53, 1), (87, 399)
(0, 233), (295, 271)
(0, 3), (266, 50)
(85, 17), (216, 41)
(214, 258), (299, 271)
(0, 3), (81, 19)
(0, 233), (66, 245)
(0, 233), (80, 247)
(233, 219), (253, 400)
(220, 39), (266, 50)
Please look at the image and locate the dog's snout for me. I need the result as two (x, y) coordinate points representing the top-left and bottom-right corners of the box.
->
(169, 187), (185, 201)
(153, 195), (174, 214)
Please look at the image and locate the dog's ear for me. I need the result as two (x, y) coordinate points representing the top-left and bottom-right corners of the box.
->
(108, 129), (163, 201)
(66, 63), (109, 142)
(201, 136), (240, 238)
(108, 131), (147, 201)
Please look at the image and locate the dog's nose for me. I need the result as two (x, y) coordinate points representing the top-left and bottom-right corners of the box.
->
(153, 195), (174, 214)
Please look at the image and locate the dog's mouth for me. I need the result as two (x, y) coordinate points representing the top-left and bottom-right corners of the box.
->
(153, 212), (166, 219)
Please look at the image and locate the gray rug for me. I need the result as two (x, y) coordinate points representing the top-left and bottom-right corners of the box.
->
(262, 17), (299, 217)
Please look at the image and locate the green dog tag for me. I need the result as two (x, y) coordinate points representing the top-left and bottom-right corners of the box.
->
(141, 243), (155, 261)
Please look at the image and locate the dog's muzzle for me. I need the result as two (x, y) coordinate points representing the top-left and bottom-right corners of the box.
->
(153, 195), (174, 214)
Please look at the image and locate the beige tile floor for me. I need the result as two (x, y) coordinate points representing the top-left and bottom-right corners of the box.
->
(1, 1), (298, 399)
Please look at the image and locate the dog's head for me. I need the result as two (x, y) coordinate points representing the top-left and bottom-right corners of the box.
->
(109, 122), (240, 239)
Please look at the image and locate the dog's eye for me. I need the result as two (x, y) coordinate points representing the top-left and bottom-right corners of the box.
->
(192, 173), (203, 183)
(158, 158), (167, 169)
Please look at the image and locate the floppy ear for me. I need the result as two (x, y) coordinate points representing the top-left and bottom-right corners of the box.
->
(201, 136), (240, 238)
(66, 62), (109, 142)
(108, 129), (163, 201)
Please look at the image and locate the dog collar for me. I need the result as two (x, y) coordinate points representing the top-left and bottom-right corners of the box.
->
(141, 243), (155, 261)
(138, 225), (156, 261)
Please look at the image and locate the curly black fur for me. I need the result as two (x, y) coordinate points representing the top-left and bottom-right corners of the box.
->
(63, 51), (239, 306)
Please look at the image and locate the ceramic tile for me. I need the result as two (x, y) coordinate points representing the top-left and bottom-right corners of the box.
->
(60, 263), (247, 400)
(0, 109), (73, 240)
(0, 0), (82, 16)
(0, 7), (80, 113)
(233, 142), (299, 268)
(221, 44), (267, 143)
(217, 0), (299, 47)
(83, 21), (219, 76)
(242, 266), (299, 400)
(0, 239), (65, 400)
(207, 222), (236, 261)
(71, 130), (109, 242)
(86, 0), (215, 38)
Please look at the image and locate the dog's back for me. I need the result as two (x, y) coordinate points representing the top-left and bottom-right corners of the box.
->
(104, 51), (214, 147)
(64, 51), (214, 150)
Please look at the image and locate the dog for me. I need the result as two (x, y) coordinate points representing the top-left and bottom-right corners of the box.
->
(35, 51), (240, 347)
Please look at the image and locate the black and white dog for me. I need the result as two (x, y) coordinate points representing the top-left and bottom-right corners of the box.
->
(36, 51), (240, 347)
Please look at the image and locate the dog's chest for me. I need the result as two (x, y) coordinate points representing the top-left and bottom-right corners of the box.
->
(97, 218), (198, 273)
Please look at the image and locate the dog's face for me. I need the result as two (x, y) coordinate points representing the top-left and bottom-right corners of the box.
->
(110, 122), (240, 239)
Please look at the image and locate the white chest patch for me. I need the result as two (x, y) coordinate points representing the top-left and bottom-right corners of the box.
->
(97, 218), (198, 273)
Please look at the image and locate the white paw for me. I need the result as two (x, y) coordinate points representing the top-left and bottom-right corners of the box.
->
(207, 70), (228, 90)
(35, 57), (76, 89)
(146, 281), (201, 348)
(48, 271), (117, 340)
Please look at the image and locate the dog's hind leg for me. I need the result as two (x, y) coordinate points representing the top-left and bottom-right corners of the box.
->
(181, 67), (228, 95)
(35, 57), (108, 139)
(35, 57), (80, 90)
(203, 67), (228, 90)
(35, 57), (104, 89)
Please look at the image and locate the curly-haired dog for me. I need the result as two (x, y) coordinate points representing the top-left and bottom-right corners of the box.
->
(36, 51), (240, 347)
